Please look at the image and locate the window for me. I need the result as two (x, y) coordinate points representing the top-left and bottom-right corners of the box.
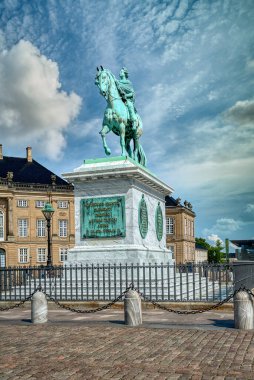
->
(0, 249), (6, 268)
(17, 199), (28, 207)
(37, 219), (46, 237)
(166, 217), (174, 234)
(184, 218), (187, 235)
(0, 211), (4, 241)
(58, 200), (68, 209)
(59, 220), (68, 237)
(191, 221), (194, 237)
(59, 247), (68, 262)
(37, 248), (46, 262)
(19, 248), (29, 263)
(35, 200), (45, 208)
(168, 245), (175, 259)
(18, 219), (28, 237)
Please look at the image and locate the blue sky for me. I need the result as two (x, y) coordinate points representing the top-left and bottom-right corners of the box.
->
(0, 0), (254, 246)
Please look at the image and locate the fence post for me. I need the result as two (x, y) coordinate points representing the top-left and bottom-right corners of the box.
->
(124, 289), (142, 326)
(31, 291), (48, 324)
(234, 290), (254, 330)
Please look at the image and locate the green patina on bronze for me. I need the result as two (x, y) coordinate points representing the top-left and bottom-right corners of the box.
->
(81, 196), (126, 239)
(95, 67), (147, 167)
(155, 202), (163, 241)
(138, 194), (148, 239)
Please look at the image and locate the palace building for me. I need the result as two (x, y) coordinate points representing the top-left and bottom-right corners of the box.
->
(0, 145), (74, 268)
(165, 195), (196, 264)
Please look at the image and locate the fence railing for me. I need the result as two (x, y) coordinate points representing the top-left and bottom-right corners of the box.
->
(0, 263), (234, 302)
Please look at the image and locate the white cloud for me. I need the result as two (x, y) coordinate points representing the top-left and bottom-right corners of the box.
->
(207, 234), (223, 246)
(245, 204), (254, 213)
(71, 118), (101, 139)
(0, 40), (82, 160)
(203, 218), (244, 239)
(224, 99), (254, 126)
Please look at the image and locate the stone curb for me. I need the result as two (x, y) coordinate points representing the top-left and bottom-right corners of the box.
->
(0, 300), (233, 311)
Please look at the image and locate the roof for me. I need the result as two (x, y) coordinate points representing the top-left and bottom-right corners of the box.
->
(195, 243), (208, 251)
(165, 195), (195, 215)
(0, 156), (68, 186)
(165, 195), (179, 207)
(230, 240), (254, 247)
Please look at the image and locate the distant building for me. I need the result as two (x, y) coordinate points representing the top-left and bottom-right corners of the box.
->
(0, 145), (74, 267)
(230, 240), (254, 261)
(194, 243), (208, 263)
(165, 196), (196, 264)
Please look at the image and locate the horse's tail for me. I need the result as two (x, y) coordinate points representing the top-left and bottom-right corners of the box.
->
(138, 144), (147, 167)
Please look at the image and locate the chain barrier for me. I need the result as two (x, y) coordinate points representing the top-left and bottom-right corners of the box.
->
(40, 285), (134, 314)
(133, 285), (254, 315)
(0, 288), (39, 311)
(1, 285), (254, 315)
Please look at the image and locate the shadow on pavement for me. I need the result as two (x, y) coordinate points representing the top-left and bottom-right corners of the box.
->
(209, 319), (234, 329)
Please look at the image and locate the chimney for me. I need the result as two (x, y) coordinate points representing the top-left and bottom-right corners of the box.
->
(0, 144), (3, 160)
(26, 146), (32, 162)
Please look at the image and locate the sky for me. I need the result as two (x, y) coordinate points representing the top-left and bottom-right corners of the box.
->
(0, 0), (253, 247)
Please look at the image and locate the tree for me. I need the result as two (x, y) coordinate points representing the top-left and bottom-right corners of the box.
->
(208, 239), (224, 263)
(195, 237), (210, 250)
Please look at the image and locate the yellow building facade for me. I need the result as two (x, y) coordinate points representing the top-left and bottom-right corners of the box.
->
(0, 145), (74, 267)
(165, 196), (196, 264)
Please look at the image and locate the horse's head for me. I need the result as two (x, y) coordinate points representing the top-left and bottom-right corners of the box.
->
(95, 66), (111, 98)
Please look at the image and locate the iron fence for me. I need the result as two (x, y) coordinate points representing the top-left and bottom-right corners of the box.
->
(0, 263), (234, 302)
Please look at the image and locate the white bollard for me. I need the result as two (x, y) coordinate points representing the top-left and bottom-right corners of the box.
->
(124, 289), (142, 326)
(234, 290), (254, 330)
(31, 291), (48, 324)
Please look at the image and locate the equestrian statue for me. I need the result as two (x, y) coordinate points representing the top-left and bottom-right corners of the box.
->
(95, 66), (147, 167)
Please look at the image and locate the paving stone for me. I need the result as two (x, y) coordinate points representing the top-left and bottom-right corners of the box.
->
(1, 308), (254, 379)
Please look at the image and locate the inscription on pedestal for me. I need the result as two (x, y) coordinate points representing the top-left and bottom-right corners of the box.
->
(81, 196), (126, 238)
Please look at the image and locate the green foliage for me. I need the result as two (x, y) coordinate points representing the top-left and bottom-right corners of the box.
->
(208, 240), (225, 263)
(196, 237), (225, 263)
(195, 237), (210, 250)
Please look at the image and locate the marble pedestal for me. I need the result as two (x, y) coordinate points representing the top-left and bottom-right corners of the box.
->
(62, 156), (174, 265)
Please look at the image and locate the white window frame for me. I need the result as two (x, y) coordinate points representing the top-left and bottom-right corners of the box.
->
(0, 210), (4, 241)
(35, 200), (45, 208)
(17, 199), (28, 208)
(18, 219), (28, 237)
(59, 247), (68, 262)
(0, 249), (6, 268)
(58, 200), (68, 209)
(36, 219), (46, 237)
(37, 247), (47, 263)
(166, 217), (174, 235)
(59, 220), (68, 237)
(19, 248), (29, 263)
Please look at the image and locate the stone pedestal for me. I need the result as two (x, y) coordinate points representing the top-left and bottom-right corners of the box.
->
(124, 289), (142, 326)
(63, 156), (174, 265)
(234, 291), (254, 330)
(31, 291), (48, 324)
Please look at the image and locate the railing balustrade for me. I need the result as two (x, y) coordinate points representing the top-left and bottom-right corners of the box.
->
(0, 263), (234, 302)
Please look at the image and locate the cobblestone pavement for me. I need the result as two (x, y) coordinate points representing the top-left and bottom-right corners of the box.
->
(1, 307), (254, 379)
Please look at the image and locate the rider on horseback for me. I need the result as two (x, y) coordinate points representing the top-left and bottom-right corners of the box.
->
(116, 67), (138, 131)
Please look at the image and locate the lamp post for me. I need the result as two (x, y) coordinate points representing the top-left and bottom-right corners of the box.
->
(42, 202), (55, 267)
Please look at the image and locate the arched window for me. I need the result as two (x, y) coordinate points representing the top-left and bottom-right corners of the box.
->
(0, 210), (4, 241)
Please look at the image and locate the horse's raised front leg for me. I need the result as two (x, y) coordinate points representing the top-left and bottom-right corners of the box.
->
(119, 122), (127, 156)
(99, 125), (111, 156)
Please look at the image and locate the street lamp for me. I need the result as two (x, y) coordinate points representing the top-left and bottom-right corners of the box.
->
(42, 202), (55, 267)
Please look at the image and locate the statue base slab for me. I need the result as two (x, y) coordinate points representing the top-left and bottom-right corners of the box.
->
(62, 156), (174, 265)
